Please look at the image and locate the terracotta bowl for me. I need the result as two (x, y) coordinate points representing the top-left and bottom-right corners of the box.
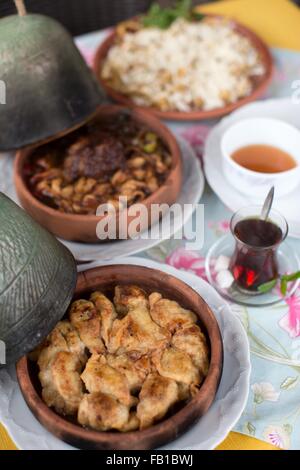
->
(14, 105), (182, 243)
(16, 264), (223, 450)
(94, 16), (273, 121)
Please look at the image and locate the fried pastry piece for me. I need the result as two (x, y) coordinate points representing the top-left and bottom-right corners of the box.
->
(90, 291), (117, 347)
(56, 321), (87, 360)
(37, 321), (87, 415)
(172, 324), (210, 379)
(137, 373), (179, 429)
(78, 392), (139, 432)
(40, 351), (84, 415)
(69, 299), (105, 354)
(106, 353), (151, 393)
(81, 354), (136, 406)
(108, 306), (170, 355)
(38, 320), (87, 371)
(177, 383), (191, 401)
(114, 285), (148, 315)
(149, 293), (197, 333)
(152, 346), (200, 387)
(121, 413), (140, 432)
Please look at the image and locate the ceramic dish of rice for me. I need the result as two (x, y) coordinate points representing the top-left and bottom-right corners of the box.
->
(96, 16), (273, 120)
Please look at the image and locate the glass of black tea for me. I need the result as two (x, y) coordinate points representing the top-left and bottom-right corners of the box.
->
(229, 206), (288, 293)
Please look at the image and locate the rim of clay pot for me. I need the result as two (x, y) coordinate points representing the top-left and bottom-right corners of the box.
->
(94, 15), (274, 121)
(16, 264), (223, 450)
(14, 104), (182, 225)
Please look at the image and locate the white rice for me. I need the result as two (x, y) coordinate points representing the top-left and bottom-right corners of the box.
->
(101, 18), (265, 112)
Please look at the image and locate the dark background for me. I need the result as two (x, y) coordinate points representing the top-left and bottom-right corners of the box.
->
(0, 0), (300, 36)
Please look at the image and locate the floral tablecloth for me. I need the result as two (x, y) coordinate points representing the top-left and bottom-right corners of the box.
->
(75, 30), (300, 450)
(1, 18), (300, 450)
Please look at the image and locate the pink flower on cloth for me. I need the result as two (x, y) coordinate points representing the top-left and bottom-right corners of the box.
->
(180, 125), (210, 161)
(219, 220), (230, 232)
(262, 424), (291, 449)
(166, 247), (207, 280)
(208, 220), (230, 233)
(207, 220), (230, 238)
(279, 293), (300, 338)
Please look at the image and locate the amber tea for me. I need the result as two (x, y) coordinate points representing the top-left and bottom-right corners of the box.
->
(231, 144), (297, 174)
(230, 217), (283, 291)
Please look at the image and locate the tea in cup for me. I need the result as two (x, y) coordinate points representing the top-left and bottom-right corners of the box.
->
(229, 206), (288, 293)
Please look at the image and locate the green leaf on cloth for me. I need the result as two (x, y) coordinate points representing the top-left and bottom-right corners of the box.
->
(280, 376), (299, 390)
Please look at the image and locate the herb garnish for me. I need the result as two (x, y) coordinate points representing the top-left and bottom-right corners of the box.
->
(142, 0), (204, 30)
(258, 271), (300, 295)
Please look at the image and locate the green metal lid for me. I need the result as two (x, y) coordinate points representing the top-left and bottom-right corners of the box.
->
(0, 11), (104, 151)
(0, 193), (77, 365)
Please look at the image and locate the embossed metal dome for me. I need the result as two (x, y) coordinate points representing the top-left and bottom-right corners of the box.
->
(0, 193), (77, 365)
(0, 7), (103, 151)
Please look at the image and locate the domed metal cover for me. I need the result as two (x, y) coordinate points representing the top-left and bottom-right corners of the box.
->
(0, 193), (77, 365)
(0, 13), (104, 151)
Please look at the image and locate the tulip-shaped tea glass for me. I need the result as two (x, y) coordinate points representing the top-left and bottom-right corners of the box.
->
(229, 206), (288, 294)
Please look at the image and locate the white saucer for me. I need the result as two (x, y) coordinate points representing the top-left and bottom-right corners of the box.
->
(204, 98), (300, 238)
(0, 257), (250, 450)
(0, 137), (204, 261)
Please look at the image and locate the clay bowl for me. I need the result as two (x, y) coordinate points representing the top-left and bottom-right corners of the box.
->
(94, 16), (273, 121)
(14, 105), (182, 243)
(16, 264), (223, 450)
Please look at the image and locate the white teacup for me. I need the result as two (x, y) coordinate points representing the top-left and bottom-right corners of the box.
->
(221, 117), (300, 198)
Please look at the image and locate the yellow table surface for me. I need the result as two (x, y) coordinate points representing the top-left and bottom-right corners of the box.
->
(198, 0), (300, 51)
(2, 0), (300, 452)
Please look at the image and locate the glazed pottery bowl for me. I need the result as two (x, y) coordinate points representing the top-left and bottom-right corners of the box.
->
(0, 193), (77, 365)
(16, 264), (223, 450)
(14, 105), (182, 243)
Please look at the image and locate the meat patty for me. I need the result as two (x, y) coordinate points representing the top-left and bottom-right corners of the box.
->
(63, 135), (126, 182)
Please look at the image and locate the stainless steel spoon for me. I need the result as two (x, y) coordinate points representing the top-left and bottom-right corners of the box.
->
(260, 186), (275, 221)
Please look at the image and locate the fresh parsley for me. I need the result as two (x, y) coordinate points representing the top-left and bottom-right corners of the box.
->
(257, 279), (277, 293)
(142, 0), (205, 29)
(258, 270), (300, 294)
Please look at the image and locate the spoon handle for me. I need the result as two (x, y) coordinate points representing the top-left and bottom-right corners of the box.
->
(261, 186), (275, 221)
